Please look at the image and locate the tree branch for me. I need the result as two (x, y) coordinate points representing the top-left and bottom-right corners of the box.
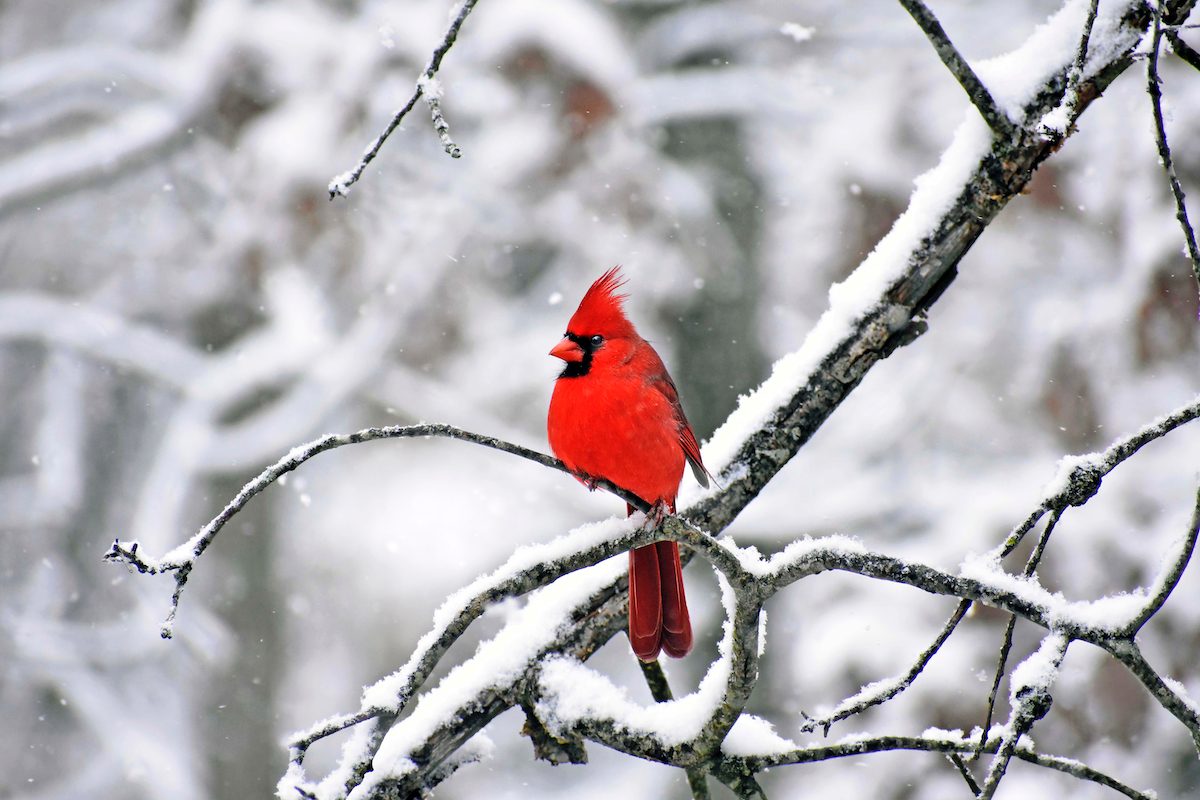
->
(104, 422), (649, 638)
(800, 598), (971, 735)
(727, 733), (1153, 799)
(1147, 0), (1200, 299)
(1039, 0), (1099, 138)
(897, 0), (1013, 136)
(328, 0), (479, 197)
(1106, 639), (1200, 753)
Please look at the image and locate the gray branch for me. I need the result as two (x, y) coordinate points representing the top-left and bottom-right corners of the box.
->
(725, 734), (1153, 800)
(104, 422), (650, 638)
(1147, 0), (1200, 296)
(897, 0), (1013, 135)
(328, 0), (480, 197)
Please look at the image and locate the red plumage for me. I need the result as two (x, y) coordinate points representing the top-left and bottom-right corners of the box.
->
(547, 267), (709, 661)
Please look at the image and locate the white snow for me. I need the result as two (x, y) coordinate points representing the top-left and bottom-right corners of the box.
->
(1041, 452), (1099, 500)
(780, 22), (815, 43)
(959, 551), (1149, 633)
(535, 576), (739, 747)
(348, 551), (634, 799)
(722, 714), (797, 756)
(1009, 632), (1067, 703)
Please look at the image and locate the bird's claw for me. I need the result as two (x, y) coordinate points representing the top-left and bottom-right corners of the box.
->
(640, 501), (670, 531)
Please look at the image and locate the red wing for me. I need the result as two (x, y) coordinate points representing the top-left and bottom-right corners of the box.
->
(650, 370), (712, 489)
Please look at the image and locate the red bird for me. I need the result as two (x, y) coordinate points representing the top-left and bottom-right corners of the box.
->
(547, 268), (710, 661)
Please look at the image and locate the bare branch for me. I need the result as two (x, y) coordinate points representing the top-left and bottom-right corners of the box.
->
(328, 0), (479, 197)
(1000, 393), (1200, 557)
(979, 633), (1068, 798)
(419, 75), (463, 159)
(897, 0), (1013, 136)
(1147, 0), (1200, 298)
(104, 422), (649, 637)
(1125, 484), (1200, 635)
(1106, 639), (1200, 753)
(635, 661), (711, 799)
(800, 598), (971, 734)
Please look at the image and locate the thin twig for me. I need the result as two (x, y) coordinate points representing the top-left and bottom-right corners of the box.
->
(731, 733), (1153, 800)
(977, 507), (1064, 756)
(1039, 0), (1100, 138)
(104, 422), (649, 637)
(1125, 484), (1200, 635)
(1106, 639), (1200, 752)
(948, 753), (982, 794)
(1000, 394), (1200, 557)
(328, 0), (479, 197)
(979, 633), (1068, 798)
(636, 661), (712, 800)
(897, 0), (1013, 135)
(1148, 0), (1200, 299)
(801, 598), (971, 734)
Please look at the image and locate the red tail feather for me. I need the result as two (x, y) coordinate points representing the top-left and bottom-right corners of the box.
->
(656, 541), (693, 658)
(628, 545), (663, 661)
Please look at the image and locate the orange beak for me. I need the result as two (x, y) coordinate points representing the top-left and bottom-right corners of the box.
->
(549, 337), (584, 363)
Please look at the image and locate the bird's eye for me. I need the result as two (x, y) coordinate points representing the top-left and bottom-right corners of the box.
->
(590, 334), (604, 346)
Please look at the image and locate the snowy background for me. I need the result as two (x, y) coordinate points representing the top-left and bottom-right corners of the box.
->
(2, 0), (1199, 797)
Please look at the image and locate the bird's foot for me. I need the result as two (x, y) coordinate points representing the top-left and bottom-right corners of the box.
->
(640, 500), (671, 531)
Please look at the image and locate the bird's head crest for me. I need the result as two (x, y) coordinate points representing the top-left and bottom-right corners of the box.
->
(566, 266), (635, 338)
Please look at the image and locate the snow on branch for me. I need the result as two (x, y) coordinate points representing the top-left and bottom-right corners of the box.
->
(328, 0), (479, 198)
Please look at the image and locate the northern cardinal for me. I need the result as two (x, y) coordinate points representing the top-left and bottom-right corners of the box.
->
(547, 267), (710, 661)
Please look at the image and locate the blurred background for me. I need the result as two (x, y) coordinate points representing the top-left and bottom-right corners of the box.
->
(2, 0), (1199, 797)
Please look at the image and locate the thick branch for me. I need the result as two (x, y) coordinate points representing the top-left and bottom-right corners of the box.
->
(1168, 30), (1200, 70)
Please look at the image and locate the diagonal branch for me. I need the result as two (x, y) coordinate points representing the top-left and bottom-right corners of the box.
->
(1167, 29), (1200, 70)
(800, 598), (971, 735)
(1106, 639), (1200, 752)
(978, 507), (1065, 755)
(328, 0), (480, 197)
(1039, 0), (1100, 138)
(726, 733), (1154, 799)
(1147, 0), (1200, 298)
(897, 0), (1013, 135)
(1124, 484), (1200, 635)
(979, 633), (1069, 798)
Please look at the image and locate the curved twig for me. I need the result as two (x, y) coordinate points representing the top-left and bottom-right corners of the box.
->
(104, 423), (649, 637)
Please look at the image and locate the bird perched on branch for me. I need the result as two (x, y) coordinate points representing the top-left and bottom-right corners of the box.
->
(547, 267), (710, 661)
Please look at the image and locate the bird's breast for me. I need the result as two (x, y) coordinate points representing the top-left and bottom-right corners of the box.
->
(548, 373), (686, 506)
